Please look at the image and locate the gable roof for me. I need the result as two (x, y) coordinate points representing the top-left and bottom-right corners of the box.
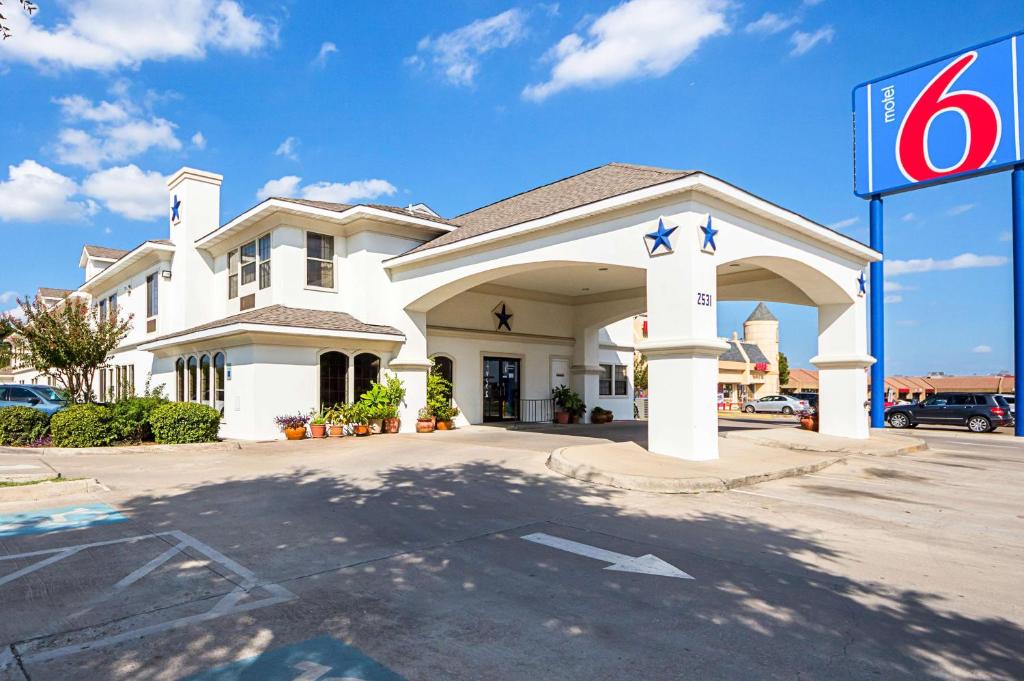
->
(270, 198), (459, 227)
(37, 287), (72, 300)
(143, 305), (403, 346)
(745, 302), (777, 322)
(83, 245), (131, 260)
(720, 340), (770, 364)
(403, 163), (695, 256)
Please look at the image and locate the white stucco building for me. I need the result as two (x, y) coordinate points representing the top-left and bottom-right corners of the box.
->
(11, 163), (879, 460)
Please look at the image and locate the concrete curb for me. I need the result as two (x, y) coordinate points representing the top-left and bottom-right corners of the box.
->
(721, 428), (927, 457)
(0, 478), (106, 502)
(547, 447), (845, 494)
(0, 441), (243, 456)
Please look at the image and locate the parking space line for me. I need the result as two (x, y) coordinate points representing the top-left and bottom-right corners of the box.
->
(112, 540), (188, 591)
(0, 548), (82, 588)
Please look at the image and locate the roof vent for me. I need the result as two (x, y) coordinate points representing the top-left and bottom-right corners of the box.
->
(405, 202), (439, 217)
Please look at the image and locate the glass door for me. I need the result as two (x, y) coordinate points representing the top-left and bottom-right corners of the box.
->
(483, 357), (521, 422)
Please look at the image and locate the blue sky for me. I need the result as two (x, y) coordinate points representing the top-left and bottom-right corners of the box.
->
(0, 0), (1021, 374)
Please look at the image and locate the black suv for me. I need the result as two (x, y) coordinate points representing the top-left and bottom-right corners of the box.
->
(885, 393), (1014, 433)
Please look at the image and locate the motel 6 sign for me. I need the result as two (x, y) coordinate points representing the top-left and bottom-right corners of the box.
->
(854, 32), (1024, 197)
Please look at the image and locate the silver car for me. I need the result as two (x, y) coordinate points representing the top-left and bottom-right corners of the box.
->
(742, 394), (810, 415)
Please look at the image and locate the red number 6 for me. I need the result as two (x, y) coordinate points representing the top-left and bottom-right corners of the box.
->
(896, 51), (1001, 183)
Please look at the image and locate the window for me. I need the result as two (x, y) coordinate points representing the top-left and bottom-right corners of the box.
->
(306, 232), (335, 288)
(950, 394), (973, 406)
(227, 250), (238, 299)
(99, 369), (107, 401)
(353, 353), (379, 400)
(187, 356), (198, 402)
(614, 365), (628, 396)
(258, 234), (271, 289)
(599, 364), (613, 396)
(240, 240), (256, 285)
(200, 355), (211, 403)
(320, 352), (348, 409)
(146, 273), (158, 318)
(98, 298), (107, 321)
(108, 293), (117, 317)
(175, 358), (185, 402)
(214, 353), (226, 415)
(7, 387), (37, 403)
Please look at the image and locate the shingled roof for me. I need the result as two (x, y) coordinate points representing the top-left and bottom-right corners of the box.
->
(403, 163), (696, 255)
(745, 302), (777, 322)
(83, 245), (131, 260)
(37, 287), (72, 300)
(146, 305), (404, 344)
(273, 198), (459, 227)
(720, 340), (770, 364)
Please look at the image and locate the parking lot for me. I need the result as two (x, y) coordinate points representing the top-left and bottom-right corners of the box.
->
(1, 423), (1022, 680)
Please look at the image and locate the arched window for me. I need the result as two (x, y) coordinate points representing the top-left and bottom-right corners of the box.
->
(320, 352), (348, 409)
(175, 358), (185, 402)
(432, 356), (454, 391)
(200, 355), (211, 403)
(213, 353), (226, 415)
(353, 353), (380, 400)
(187, 356), (198, 402)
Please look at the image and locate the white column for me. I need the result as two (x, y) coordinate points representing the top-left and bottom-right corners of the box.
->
(389, 310), (431, 433)
(639, 217), (727, 460)
(571, 325), (601, 423)
(810, 302), (874, 439)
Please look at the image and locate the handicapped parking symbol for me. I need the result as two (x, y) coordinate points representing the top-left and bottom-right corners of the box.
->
(0, 503), (126, 537)
(291, 660), (362, 681)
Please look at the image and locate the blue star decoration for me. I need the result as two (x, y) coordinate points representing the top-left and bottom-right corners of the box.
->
(700, 215), (718, 252)
(171, 195), (181, 222)
(857, 272), (867, 296)
(644, 218), (677, 255)
(494, 303), (513, 331)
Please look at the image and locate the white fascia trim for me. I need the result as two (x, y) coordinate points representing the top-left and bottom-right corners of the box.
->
(385, 173), (881, 269)
(195, 201), (455, 250)
(138, 323), (405, 351)
(78, 243), (176, 294)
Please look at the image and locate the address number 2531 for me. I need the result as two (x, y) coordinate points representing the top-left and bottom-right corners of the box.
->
(696, 292), (713, 307)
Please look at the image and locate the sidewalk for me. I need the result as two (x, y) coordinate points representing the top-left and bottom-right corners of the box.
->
(547, 427), (927, 493)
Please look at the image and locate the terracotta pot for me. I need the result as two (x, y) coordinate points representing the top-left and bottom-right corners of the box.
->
(368, 418), (383, 434)
(555, 411), (570, 425)
(416, 419), (435, 433)
(328, 424), (345, 438)
(284, 426), (306, 441)
(435, 420), (454, 431)
(310, 424), (327, 439)
(353, 424), (371, 437)
(382, 417), (401, 434)
(606, 414), (614, 423)
(800, 416), (819, 432)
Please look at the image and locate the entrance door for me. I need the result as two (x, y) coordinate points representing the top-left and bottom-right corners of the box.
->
(483, 357), (521, 421)
(550, 358), (569, 392)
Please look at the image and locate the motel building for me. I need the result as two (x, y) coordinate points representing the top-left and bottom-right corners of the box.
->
(7, 163), (879, 460)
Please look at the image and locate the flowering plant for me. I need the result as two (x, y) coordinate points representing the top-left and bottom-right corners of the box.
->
(274, 413), (310, 431)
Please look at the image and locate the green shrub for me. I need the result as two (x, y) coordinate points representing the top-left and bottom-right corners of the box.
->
(0, 406), (51, 446)
(149, 402), (221, 444)
(50, 404), (114, 448)
(111, 396), (168, 443)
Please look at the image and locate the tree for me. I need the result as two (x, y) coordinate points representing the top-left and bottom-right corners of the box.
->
(777, 351), (790, 388)
(0, 1), (38, 40)
(0, 314), (14, 367)
(7, 295), (131, 402)
(633, 352), (648, 394)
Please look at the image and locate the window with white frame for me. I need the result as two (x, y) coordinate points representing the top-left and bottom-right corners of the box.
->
(306, 232), (335, 288)
(227, 250), (238, 299)
(599, 363), (629, 396)
(228, 234), (271, 297)
(240, 240), (256, 285)
(146, 273), (158, 318)
(258, 234), (271, 289)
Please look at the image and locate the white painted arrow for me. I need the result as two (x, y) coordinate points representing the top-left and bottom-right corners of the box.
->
(521, 532), (693, 579)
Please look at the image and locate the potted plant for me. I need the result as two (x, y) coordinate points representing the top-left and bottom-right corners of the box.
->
(274, 413), (309, 440)
(310, 410), (328, 438)
(416, 406), (435, 433)
(427, 368), (453, 425)
(798, 408), (819, 432)
(591, 406), (614, 424)
(563, 391), (585, 423)
(325, 404), (346, 437)
(552, 385), (572, 424)
(434, 403), (460, 430)
(349, 403), (371, 436)
(359, 383), (390, 434)
(382, 375), (405, 433)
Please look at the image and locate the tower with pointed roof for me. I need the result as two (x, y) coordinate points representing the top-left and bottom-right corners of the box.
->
(743, 302), (780, 394)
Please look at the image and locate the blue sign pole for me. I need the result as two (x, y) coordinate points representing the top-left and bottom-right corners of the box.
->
(1013, 166), (1024, 437)
(870, 196), (885, 428)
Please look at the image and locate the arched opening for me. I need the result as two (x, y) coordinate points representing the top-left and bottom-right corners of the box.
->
(353, 353), (380, 400)
(432, 355), (453, 391)
(175, 358), (184, 402)
(213, 352), (226, 415)
(200, 355), (211, 404)
(187, 356), (198, 402)
(320, 351), (349, 409)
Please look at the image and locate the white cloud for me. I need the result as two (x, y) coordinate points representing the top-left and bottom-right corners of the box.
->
(0, 0), (275, 71)
(412, 9), (527, 86)
(828, 216), (858, 230)
(946, 203), (975, 216)
(81, 165), (167, 220)
(55, 117), (181, 169)
(53, 94), (130, 122)
(790, 25), (834, 56)
(191, 131), (207, 149)
(884, 281), (913, 292)
(523, 0), (728, 101)
(256, 176), (397, 204)
(745, 12), (797, 34)
(884, 294), (902, 304)
(0, 160), (93, 222)
(972, 345), (992, 354)
(894, 319), (919, 328)
(888, 252), (1008, 275)
(274, 136), (299, 161)
(313, 41), (337, 67)
(0, 291), (19, 305)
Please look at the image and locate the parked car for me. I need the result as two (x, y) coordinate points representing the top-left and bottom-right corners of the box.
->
(996, 394), (1015, 418)
(742, 394), (810, 415)
(885, 392), (1014, 433)
(0, 384), (69, 415)
(789, 392), (819, 408)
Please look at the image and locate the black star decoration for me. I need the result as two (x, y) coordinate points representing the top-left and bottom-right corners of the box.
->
(171, 195), (182, 222)
(494, 303), (513, 331)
